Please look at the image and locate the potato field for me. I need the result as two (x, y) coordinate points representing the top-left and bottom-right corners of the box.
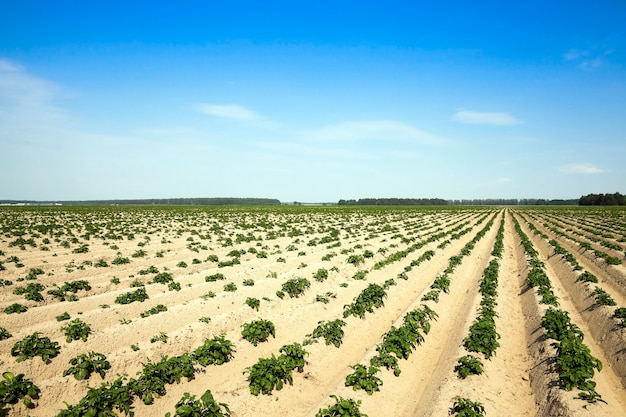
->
(1, 205), (625, 417)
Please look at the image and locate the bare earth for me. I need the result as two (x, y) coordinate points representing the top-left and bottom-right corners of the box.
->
(0, 206), (624, 416)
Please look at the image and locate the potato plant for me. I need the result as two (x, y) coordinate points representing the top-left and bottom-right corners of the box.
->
(165, 389), (231, 417)
(0, 371), (40, 410)
(63, 351), (111, 380)
(241, 319), (276, 346)
(61, 318), (92, 343)
(11, 332), (61, 362)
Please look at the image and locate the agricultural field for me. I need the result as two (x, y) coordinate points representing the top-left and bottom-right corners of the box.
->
(0, 205), (625, 417)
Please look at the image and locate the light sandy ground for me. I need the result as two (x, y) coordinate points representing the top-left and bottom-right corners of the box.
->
(0, 207), (624, 416)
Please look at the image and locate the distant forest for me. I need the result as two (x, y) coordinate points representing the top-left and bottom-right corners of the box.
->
(578, 192), (626, 206)
(337, 198), (579, 206)
(0, 198), (281, 206)
(338, 198), (449, 206)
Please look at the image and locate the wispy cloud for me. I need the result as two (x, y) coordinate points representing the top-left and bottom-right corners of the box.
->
(0, 57), (72, 144)
(0, 58), (21, 72)
(497, 177), (512, 183)
(195, 103), (262, 121)
(305, 120), (447, 145)
(563, 48), (611, 70)
(559, 163), (605, 174)
(452, 110), (521, 126)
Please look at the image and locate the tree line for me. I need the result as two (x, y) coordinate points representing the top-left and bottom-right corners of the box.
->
(338, 198), (449, 206)
(579, 192), (626, 206)
(0, 198), (281, 206)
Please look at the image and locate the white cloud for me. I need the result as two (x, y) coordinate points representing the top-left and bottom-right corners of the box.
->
(563, 47), (611, 70)
(452, 110), (521, 126)
(195, 103), (262, 121)
(559, 163), (605, 174)
(0, 57), (72, 145)
(497, 177), (512, 183)
(0, 58), (21, 72)
(306, 120), (447, 145)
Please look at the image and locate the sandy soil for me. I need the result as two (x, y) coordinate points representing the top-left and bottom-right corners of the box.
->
(0, 206), (624, 416)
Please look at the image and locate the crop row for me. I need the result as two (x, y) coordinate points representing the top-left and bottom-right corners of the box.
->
(511, 213), (604, 403)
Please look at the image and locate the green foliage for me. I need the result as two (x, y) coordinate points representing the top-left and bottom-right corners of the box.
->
(56, 377), (134, 417)
(150, 332), (168, 343)
(593, 286), (616, 306)
(130, 354), (195, 405)
(140, 304), (168, 317)
(242, 279), (255, 286)
(48, 280), (92, 301)
(0, 371), (40, 410)
(152, 272), (173, 284)
(245, 355), (293, 396)
(56, 311), (71, 321)
(614, 307), (626, 327)
(344, 364), (382, 395)
(451, 397), (485, 417)
(205, 273), (225, 282)
(313, 268), (329, 282)
(577, 271), (598, 283)
(382, 325), (422, 360)
(4, 303), (28, 314)
(223, 282), (237, 292)
(245, 297), (260, 311)
(63, 352), (111, 380)
(279, 342), (308, 372)
(192, 335), (235, 366)
(541, 308), (603, 402)
(352, 270), (368, 280)
(343, 284), (386, 319)
(165, 390), (231, 417)
(316, 292), (334, 303)
(316, 395), (368, 417)
(72, 244), (89, 254)
(306, 319), (347, 348)
(0, 327), (12, 340)
(463, 316), (500, 359)
(139, 265), (159, 275)
(13, 282), (45, 301)
(454, 355), (483, 379)
(430, 274), (451, 293)
(61, 318), (92, 343)
(554, 337), (602, 393)
(11, 332), (61, 362)
(346, 254), (365, 266)
(115, 287), (149, 304)
(541, 308), (583, 341)
(241, 319), (276, 346)
(111, 255), (130, 265)
(281, 277), (311, 298)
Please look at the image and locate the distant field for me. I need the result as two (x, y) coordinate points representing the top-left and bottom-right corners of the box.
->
(1, 206), (625, 416)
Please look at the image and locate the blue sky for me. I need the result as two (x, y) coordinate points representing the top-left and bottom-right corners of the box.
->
(1, 1), (625, 202)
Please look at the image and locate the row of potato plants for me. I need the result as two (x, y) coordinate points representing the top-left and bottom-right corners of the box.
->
(528, 210), (623, 265)
(517, 213), (626, 329)
(538, 208), (626, 252)
(342, 212), (497, 397)
(55, 334), (235, 416)
(449, 215), (505, 417)
(239, 210), (489, 415)
(511, 213), (604, 404)
(0, 207), (490, 416)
